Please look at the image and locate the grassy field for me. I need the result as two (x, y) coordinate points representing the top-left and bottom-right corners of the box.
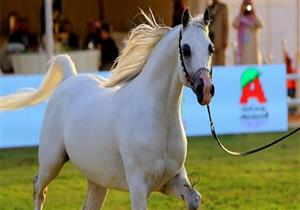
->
(0, 132), (299, 210)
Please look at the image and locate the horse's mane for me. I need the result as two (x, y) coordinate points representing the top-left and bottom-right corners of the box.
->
(103, 10), (171, 87)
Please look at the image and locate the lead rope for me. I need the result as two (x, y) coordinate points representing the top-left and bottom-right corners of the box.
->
(207, 105), (300, 156)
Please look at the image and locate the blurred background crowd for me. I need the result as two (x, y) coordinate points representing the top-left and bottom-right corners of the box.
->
(0, 0), (299, 95)
(0, 0), (120, 73)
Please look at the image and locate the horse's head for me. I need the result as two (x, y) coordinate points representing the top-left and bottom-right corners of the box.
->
(178, 8), (215, 106)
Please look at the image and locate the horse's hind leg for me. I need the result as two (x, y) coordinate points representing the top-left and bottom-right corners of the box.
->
(161, 167), (201, 210)
(33, 136), (68, 210)
(82, 180), (108, 210)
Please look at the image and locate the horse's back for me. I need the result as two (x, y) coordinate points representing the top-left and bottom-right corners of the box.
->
(41, 74), (127, 189)
(45, 73), (117, 142)
(43, 74), (105, 124)
(40, 74), (107, 144)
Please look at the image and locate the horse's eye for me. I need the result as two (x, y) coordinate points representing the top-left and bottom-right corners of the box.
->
(208, 43), (215, 55)
(182, 44), (191, 57)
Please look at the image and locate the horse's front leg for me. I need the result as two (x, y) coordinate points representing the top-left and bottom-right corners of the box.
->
(161, 167), (201, 210)
(127, 173), (149, 210)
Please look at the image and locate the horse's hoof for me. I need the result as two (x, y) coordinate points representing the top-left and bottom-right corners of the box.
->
(188, 192), (201, 210)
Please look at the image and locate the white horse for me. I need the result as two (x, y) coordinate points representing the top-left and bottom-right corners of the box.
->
(1, 9), (215, 210)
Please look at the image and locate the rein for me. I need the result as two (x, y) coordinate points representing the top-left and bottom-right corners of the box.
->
(207, 105), (300, 156)
(179, 29), (300, 156)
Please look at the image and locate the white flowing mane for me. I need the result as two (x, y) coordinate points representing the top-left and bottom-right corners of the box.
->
(103, 10), (171, 87)
(103, 11), (208, 87)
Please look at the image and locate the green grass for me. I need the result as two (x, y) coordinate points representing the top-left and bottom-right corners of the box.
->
(0, 132), (299, 210)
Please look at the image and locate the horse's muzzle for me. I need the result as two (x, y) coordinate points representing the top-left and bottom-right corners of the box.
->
(192, 69), (214, 105)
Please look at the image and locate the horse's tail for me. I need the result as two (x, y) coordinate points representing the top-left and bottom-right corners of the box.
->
(0, 54), (77, 111)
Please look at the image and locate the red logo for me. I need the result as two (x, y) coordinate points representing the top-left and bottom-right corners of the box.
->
(240, 68), (267, 105)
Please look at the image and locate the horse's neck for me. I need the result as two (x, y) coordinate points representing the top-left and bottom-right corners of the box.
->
(136, 27), (183, 111)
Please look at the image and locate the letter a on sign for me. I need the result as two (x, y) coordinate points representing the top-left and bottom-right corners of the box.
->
(240, 78), (266, 104)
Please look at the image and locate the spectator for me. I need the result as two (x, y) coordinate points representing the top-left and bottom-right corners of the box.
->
(0, 42), (14, 74)
(296, 48), (300, 69)
(83, 20), (102, 49)
(208, 0), (229, 65)
(172, 0), (185, 27)
(99, 22), (119, 70)
(8, 17), (38, 51)
(40, 0), (63, 36)
(7, 12), (19, 34)
(59, 19), (79, 50)
(233, 0), (263, 65)
(282, 40), (297, 98)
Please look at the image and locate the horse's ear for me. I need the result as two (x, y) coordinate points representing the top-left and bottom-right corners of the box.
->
(203, 8), (210, 26)
(181, 8), (190, 29)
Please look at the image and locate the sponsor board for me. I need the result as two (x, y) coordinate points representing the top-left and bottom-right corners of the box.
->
(182, 64), (288, 136)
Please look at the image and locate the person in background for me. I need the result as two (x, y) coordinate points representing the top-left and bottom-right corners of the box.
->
(208, 0), (229, 65)
(8, 17), (38, 51)
(40, 0), (64, 36)
(233, 0), (263, 65)
(83, 20), (102, 49)
(59, 19), (79, 50)
(282, 40), (297, 99)
(99, 22), (119, 70)
(7, 12), (19, 34)
(172, 0), (185, 27)
(297, 50), (300, 72)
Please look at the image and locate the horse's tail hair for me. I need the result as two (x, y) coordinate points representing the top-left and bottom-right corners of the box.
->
(0, 54), (77, 111)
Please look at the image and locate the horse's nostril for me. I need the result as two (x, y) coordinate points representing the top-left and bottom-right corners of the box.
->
(210, 84), (215, 97)
(195, 78), (204, 95)
(193, 78), (204, 104)
(197, 94), (203, 105)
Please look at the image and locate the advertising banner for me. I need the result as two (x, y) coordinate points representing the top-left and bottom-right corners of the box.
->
(0, 65), (288, 148)
(182, 64), (288, 136)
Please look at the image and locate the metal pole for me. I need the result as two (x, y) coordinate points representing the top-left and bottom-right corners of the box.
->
(45, 0), (53, 61)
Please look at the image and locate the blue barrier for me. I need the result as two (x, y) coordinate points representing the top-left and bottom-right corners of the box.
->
(0, 65), (288, 148)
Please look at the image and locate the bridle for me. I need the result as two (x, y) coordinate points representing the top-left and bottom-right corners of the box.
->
(178, 29), (213, 91)
(178, 28), (300, 156)
(178, 30), (193, 86)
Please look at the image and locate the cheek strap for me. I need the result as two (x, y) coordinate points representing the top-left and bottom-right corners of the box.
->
(179, 30), (192, 85)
